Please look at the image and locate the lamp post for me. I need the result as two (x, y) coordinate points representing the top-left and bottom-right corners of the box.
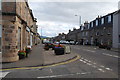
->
(75, 15), (81, 27)
(75, 15), (81, 43)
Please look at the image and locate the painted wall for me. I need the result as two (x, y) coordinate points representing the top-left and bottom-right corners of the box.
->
(113, 11), (120, 48)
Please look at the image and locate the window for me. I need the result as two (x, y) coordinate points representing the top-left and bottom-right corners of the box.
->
(0, 24), (2, 52)
(101, 18), (104, 24)
(81, 26), (83, 30)
(86, 32), (88, 36)
(108, 15), (112, 23)
(88, 24), (90, 29)
(96, 20), (98, 26)
(96, 32), (99, 36)
(82, 32), (84, 36)
(18, 28), (21, 50)
(91, 22), (93, 27)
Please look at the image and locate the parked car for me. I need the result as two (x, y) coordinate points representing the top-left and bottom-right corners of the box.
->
(69, 41), (75, 45)
(98, 44), (111, 50)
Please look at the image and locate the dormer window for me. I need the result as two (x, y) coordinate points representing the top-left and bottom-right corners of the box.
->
(108, 15), (112, 23)
(101, 18), (104, 24)
(88, 24), (90, 29)
(81, 26), (84, 30)
(91, 22), (93, 27)
(96, 20), (98, 26)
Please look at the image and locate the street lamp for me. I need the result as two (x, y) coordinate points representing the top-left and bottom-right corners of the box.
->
(75, 15), (81, 27)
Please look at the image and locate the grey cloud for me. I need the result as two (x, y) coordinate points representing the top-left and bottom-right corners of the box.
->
(29, 2), (118, 37)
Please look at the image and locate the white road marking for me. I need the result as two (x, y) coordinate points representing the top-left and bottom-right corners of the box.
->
(93, 63), (96, 65)
(80, 59), (83, 62)
(105, 68), (112, 71)
(102, 53), (119, 58)
(81, 73), (87, 75)
(100, 65), (105, 68)
(50, 69), (53, 73)
(98, 68), (105, 72)
(92, 65), (97, 68)
(88, 61), (91, 62)
(83, 49), (95, 53)
(102, 49), (106, 50)
(81, 57), (84, 59)
(86, 50), (95, 53)
(84, 59), (89, 62)
(86, 63), (92, 66)
(94, 48), (97, 49)
(79, 57), (113, 73)
(83, 61), (87, 63)
(0, 72), (9, 78)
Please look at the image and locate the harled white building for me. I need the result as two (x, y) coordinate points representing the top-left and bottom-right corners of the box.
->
(113, 9), (120, 49)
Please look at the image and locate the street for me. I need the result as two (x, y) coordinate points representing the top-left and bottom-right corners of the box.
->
(1, 45), (119, 79)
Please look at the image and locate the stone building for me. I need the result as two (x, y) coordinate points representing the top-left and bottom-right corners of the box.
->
(77, 13), (113, 46)
(66, 28), (79, 42)
(89, 14), (113, 46)
(77, 22), (90, 45)
(65, 12), (115, 47)
(54, 33), (66, 41)
(1, 1), (40, 62)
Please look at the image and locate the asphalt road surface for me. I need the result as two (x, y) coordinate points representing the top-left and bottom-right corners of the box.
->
(1, 45), (119, 79)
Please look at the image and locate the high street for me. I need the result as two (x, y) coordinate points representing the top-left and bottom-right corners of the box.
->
(1, 45), (119, 79)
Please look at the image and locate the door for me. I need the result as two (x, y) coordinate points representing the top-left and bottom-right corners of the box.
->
(18, 28), (21, 50)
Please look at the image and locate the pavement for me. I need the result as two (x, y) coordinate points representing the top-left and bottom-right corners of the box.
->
(1, 44), (77, 69)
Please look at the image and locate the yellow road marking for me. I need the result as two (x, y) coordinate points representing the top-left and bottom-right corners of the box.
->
(0, 55), (80, 71)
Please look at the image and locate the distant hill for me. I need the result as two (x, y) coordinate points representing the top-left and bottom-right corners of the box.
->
(40, 36), (49, 39)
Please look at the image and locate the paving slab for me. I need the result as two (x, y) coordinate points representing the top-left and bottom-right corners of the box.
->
(1, 44), (77, 69)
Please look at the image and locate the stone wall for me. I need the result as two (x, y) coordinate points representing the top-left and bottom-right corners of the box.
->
(2, 21), (19, 62)
(2, 1), (40, 62)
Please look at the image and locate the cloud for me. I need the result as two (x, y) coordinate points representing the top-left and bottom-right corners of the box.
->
(29, 2), (118, 37)
(28, 0), (119, 2)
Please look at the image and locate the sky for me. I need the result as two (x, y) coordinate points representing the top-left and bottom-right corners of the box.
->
(28, 0), (119, 37)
